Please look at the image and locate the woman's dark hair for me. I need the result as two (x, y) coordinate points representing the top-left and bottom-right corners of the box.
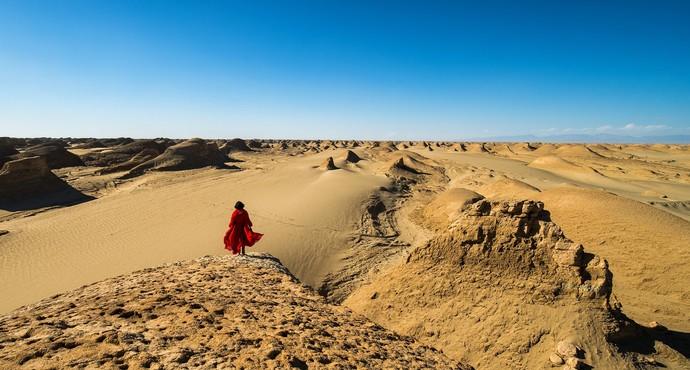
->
(234, 201), (245, 210)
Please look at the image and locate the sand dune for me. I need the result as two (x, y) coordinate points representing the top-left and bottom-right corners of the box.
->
(1, 139), (689, 369)
(474, 176), (541, 200)
(0, 149), (388, 313)
(553, 144), (606, 158)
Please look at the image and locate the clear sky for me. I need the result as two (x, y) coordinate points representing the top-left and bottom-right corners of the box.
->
(1, 0), (689, 140)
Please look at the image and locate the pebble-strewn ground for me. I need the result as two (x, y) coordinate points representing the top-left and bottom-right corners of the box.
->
(0, 254), (470, 370)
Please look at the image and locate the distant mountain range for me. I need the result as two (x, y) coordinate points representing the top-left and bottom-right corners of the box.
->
(464, 134), (690, 144)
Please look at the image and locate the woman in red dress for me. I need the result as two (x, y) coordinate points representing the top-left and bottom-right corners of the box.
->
(224, 201), (263, 255)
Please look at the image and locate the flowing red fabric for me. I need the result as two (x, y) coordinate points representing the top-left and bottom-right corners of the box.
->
(223, 209), (263, 254)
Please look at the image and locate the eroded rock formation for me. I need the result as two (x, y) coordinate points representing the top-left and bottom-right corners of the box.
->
(0, 157), (89, 206)
(14, 143), (84, 169)
(123, 138), (231, 178)
(81, 140), (166, 168)
(346, 198), (641, 369)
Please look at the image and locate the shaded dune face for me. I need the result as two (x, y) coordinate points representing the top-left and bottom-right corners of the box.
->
(0, 157), (92, 210)
(14, 143), (84, 169)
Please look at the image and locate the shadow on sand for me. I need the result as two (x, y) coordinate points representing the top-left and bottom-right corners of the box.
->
(612, 311), (690, 367)
(0, 188), (94, 213)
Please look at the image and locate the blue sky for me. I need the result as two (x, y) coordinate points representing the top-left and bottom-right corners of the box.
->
(1, 0), (689, 140)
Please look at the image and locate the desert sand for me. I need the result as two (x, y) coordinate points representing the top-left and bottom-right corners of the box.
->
(1, 138), (689, 369)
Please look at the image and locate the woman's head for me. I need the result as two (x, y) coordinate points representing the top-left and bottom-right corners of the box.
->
(234, 201), (245, 210)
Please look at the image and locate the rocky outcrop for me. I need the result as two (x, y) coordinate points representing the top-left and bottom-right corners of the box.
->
(123, 139), (231, 178)
(0, 138), (18, 158)
(219, 138), (253, 153)
(97, 148), (162, 175)
(386, 153), (448, 186)
(346, 199), (641, 370)
(0, 255), (470, 370)
(247, 139), (263, 149)
(0, 157), (89, 206)
(344, 150), (362, 163)
(72, 138), (134, 149)
(14, 143), (83, 169)
(411, 199), (612, 301)
(81, 140), (166, 167)
(0, 138), (19, 167)
(320, 157), (338, 170)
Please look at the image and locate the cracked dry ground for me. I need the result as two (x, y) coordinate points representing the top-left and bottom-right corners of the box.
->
(0, 254), (471, 370)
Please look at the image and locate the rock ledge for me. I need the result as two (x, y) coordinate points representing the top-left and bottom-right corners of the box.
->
(0, 254), (470, 369)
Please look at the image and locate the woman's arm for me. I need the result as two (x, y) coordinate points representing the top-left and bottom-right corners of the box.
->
(229, 211), (238, 227)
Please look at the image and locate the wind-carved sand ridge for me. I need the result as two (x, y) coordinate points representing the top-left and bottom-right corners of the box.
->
(1, 137), (689, 369)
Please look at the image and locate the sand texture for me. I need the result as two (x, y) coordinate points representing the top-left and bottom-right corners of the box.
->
(1, 138), (689, 369)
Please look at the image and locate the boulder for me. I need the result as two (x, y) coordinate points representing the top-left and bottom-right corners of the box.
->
(549, 353), (564, 366)
(564, 357), (583, 369)
(556, 341), (579, 358)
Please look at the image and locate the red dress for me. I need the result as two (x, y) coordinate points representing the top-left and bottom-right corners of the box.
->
(224, 209), (263, 254)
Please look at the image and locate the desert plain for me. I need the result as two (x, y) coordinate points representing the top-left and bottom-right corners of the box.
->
(0, 137), (689, 369)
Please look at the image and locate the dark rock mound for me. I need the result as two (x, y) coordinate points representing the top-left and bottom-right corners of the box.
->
(0, 157), (91, 210)
(344, 150), (362, 163)
(247, 139), (263, 149)
(81, 140), (166, 167)
(72, 137), (134, 149)
(123, 138), (232, 178)
(14, 143), (84, 169)
(98, 148), (162, 175)
(320, 157), (338, 170)
(0, 138), (18, 158)
(0, 138), (19, 167)
(220, 138), (253, 153)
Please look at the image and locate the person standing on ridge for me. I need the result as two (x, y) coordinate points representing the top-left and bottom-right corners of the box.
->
(224, 201), (263, 255)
